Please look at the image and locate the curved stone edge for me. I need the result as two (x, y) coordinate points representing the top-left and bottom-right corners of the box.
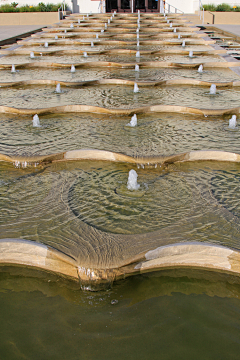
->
(0, 49), (225, 56)
(1, 61), (238, 70)
(0, 78), (239, 88)
(1, 150), (240, 166)
(0, 104), (239, 116)
(62, 18), (187, 24)
(17, 39), (214, 46)
(31, 33), (205, 40)
(1, 240), (240, 286)
(43, 26), (199, 33)
(0, 239), (79, 281)
(129, 243), (240, 279)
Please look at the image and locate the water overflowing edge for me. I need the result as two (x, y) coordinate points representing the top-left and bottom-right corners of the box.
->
(0, 78), (239, 88)
(1, 149), (240, 166)
(0, 104), (239, 116)
(0, 239), (240, 291)
(2, 60), (237, 70)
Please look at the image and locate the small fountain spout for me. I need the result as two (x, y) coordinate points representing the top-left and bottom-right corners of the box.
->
(178, 34), (181, 39)
(134, 83), (139, 93)
(209, 84), (216, 95)
(198, 64), (203, 73)
(44, 42), (48, 48)
(127, 170), (140, 190)
(126, 114), (137, 127)
(170, 23), (172, 28)
(137, 41), (140, 47)
(135, 64), (139, 72)
(96, 33), (99, 39)
(30, 52), (35, 59)
(56, 83), (61, 93)
(136, 51), (140, 58)
(83, 52), (88, 57)
(91, 42), (94, 47)
(189, 51), (193, 58)
(182, 40), (185, 47)
(229, 115), (237, 129)
(71, 64), (76, 73)
(11, 64), (16, 73)
(70, 23), (74, 28)
(78, 19), (81, 24)
(55, 35), (58, 40)
(174, 28), (176, 33)
(32, 114), (41, 127)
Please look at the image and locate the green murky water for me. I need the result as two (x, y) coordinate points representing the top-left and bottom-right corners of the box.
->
(0, 267), (240, 360)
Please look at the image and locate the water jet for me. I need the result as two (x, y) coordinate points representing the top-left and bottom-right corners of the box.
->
(229, 115), (237, 129)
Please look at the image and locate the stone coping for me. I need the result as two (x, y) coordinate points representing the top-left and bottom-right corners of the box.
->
(0, 239), (240, 288)
(1, 61), (238, 70)
(0, 149), (240, 166)
(16, 39), (214, 47)
(0, 103), (239, 115)
(31, 32), (205, 39)
(0, 49), (225, 56)
(0, 78), (239, 88)
(43, 26), (199, 33)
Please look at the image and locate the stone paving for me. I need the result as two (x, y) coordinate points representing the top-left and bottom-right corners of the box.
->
(0, 25), (45, 45)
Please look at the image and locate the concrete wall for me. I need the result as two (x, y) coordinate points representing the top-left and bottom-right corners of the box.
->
(78, 0), (101, 13)
(0, 12), (59, 25)
(202, 10), (240, 24)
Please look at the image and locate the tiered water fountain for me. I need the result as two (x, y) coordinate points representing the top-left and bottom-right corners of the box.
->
(0, 12), (240, 293)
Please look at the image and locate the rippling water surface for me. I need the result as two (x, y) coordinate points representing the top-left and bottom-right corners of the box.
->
(0, 53), (224, 64)
(0, 162), (240, 264)
(1, 83), (240, 109)
(0, 67), (238, 82)
(0, 113), (239, 157)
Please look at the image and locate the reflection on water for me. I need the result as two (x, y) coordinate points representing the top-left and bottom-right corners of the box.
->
(0, 267), (240, 360)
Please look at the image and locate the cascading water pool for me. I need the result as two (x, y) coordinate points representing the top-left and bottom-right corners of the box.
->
(0, 12), (240, 358)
